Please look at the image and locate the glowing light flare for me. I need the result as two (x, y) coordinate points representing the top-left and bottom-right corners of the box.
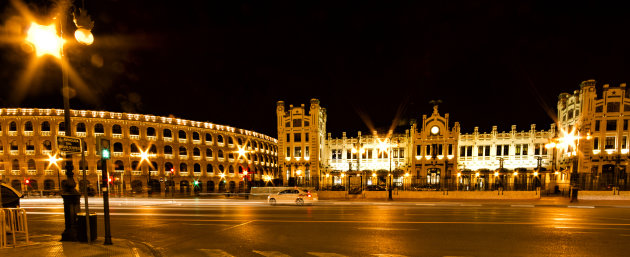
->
(25, 22), (64, 58)
(46, 153), (63, 169)
(534, 171), (539, 176)
(494, 171), (499, 176)
(372, 173), (376, 177)
(341, 173), (345, 178)
(404, 173), (410, 177)
(513, 171), (518, 176)
(475, 172), (480, 177)
(457, 172), (461, 177)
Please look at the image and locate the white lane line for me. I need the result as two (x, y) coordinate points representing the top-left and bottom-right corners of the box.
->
(568, 206), (595, 209)
(357, 227), (418, 231)
(461, 204), (482, 207)
(199, 249), (236, 257)
(371, 255), (409, 257)
(221, 220), (254, 231)
(307, 252), (348, 257)
(253, 250), (291, 257)
(415, 203), (436, 206)
(511, 205), (535, 208)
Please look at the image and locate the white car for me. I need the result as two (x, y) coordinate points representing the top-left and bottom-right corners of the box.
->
(267, 188), (318, 206)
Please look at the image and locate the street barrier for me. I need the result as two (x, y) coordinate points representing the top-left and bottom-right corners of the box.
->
(1, 208), (29, 248)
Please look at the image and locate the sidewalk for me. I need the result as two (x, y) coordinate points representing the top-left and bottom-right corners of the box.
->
(0, 234), (160, 257)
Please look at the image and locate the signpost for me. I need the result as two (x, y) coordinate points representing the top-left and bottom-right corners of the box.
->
(56, 136), (82, 154)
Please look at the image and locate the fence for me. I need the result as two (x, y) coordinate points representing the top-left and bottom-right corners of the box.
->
(1, 208), (29, 248)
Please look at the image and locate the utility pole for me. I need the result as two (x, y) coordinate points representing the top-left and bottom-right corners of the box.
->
(97, 137), (113, 245)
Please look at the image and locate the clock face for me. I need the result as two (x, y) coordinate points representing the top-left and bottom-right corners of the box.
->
(430, 126), (440, 135)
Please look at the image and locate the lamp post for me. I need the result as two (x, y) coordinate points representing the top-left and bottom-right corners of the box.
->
(25, 6), (94, 242)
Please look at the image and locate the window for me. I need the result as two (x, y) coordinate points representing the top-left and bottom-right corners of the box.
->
(149, 145), (157, 154)
(112, 125), (122, 134)
(218, 150), (224, 158)
(113, 142), (123, 153)
(179, 146), (187, 156)
(593, 137), (599, 150)
(567, 110), (574, 119)
(193, 132), (200, 141)
(596, 106), (603, 113)
(129, 126), (139, 135)
(163, 129), (172, 138)
(179, 130), (187, 140)
(294, 133), (301, 142)
(285, 121), (290, 127)
(331, 150), (337, 160)
(207, 164), (213, 173)
(535, 144), (541, 155)
(625, 120), (629, 131)
(417, 145), (422, 156)
(466, 146), (472, 156)
(164, 145), (173, 154)
(58, 122), (65, 132)
(293, 119), (302, 127)
(180, 163), (188, 172)
(399, 148), (405, 158)
(595, 120), (600, 131)
(41, 121), (50, 132)
(496, 145), (502, 156)
(426, 145), (431, 156)
(286, 147), (290, 157)
(304, 120), (310, 126)
(205, 133), (212, 143)
(607, 102), (620, 112)
(305, 133), (309, 142)
(460, 146), (466, 156)
(130, 144), (139, 153)
(43, 140), (52, 151)
(477, 146), (483, 157)
(286, 133), (290, 142)
(228, 137), (234, 145)
(484, 146), (490, 156)
(295, 147), (301, 157)
(448, 144), (453, 155)
(24, 121), (33, 131)
(607, 120), (617, 131)
(305, 146), (309, 157)
(193, 148), (200, 156)
(9, 122), (17, 131)
(623, 136), (628, 149)
(515, 144), (521, 156)
(217, 135), (224, 143)
(605, 136), (616, 150)
(625, 104), (630, 112)
(94, 123), (104, 134)
(147, 127), (156, 136)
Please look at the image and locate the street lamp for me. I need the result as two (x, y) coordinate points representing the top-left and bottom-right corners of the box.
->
(139, 146), (151, 196)
(24, 6), (95, 242)
(377, 137), (397, 200)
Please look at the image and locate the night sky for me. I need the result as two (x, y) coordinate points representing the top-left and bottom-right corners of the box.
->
(2, 1), (630, 138)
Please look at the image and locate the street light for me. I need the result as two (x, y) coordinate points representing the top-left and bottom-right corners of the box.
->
(377, 136), (397, 200)
(24, 5), (95, 242)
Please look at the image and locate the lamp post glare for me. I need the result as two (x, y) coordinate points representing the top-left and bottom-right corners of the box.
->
(25, 22), (64, 58)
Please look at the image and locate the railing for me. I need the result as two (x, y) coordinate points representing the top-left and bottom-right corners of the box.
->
(165, 154), (173, 159)
(130, 135), (140, 140)
(23, 131), (33, 136)
(94, 132), (104, 137)
(113, 152), (123, 157)
(112, 133), (122, 139)
(1, 208), (29, 248)
(57, 131), (65, 136)
(206, 141), (213, 146)
(179, 139), (187, 144)
(76, 132), (87, 137)
(132, 171), (142, 176)
(179, 155), (188, 160)
(193, 140), (201, 144)
(147, 136), (156, 141)
(164, 137), (173, 142)
(41, 131), (51, 136)
(25, 150), (35, 155)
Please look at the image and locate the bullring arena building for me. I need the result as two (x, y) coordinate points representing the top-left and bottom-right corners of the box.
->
(0, 108), (278, 195)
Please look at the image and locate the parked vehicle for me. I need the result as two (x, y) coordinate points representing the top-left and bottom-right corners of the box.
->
(267, 188), (318, 206)
(365, 185), (387, 191)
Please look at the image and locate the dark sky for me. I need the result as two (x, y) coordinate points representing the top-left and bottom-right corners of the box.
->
(2, 1), (630, 138)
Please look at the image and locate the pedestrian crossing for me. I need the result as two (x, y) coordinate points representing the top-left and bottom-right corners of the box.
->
(199, 249), (412, 257)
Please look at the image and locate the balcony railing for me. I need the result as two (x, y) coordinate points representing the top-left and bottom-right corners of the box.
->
(8, 131), (17, 136)
(179, 155), (188, 160)
(10, 150), (18, 155)
(180, 171), (188, 176)
(26, 150), (35, 155)
(164, 137), (173, 142)
(45, 170), (54, 175)
(193, 140), (201, 144)
(57, 131), (65, 136)
(113, 152), (123, 157)
(132, 171), (142, 176)
(150, 171), (158, 176)
(23, 131), (34, 136)
(11, 170), (20, 175)
(193, 156), (201, 161)
(179, 139), (187, 144)
(42, 149), (52, 155)
(76, 132), (87, 137)
(94, 132), (105, 137)
(165, 154), (173, 159)
(27, 169), (37, 175)
(112, 133), (122, 139)
(147, 136), (156, 141)
(130, 135), (140, 140)
(205, 141), (213, 146)
(41, 131), (51, 136)
(206, 157), (213, 161)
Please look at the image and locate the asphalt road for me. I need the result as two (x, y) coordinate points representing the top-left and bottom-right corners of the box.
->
(21, 199), (630, 257)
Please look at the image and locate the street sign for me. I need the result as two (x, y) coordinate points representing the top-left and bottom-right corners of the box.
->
(56, 136), (82, 154)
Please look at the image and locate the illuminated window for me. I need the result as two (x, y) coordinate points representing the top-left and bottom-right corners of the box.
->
(129, 126), (139, 135)
(147, 127), (155, 136)
(193, 132), (200, 141)
(623, 136), (628, 149)
(295, 147), (301, 157)
(163, 129), (172, 138)
(305, 133), (309, 142)
(605, 136), (616, 150)
(305, 146), (309, 157)
(164, 145), (173, 154)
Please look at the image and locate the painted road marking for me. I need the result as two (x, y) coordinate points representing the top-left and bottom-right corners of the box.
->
(372, 255), (409, 257)
(511, 205), (535, 208)
(253, 250), (291, 257)
(357, 227), (418, 231)
(568, 206), (595, 209)
(415, 203), (436, 206)
(221, 220), (254, 231)
(461, 204), (482, 207)
(200, 249), (236, 257)
(307, 252), (348, 257)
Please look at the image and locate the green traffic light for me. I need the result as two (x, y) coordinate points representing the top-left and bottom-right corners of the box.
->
(102, 149), (110, 159)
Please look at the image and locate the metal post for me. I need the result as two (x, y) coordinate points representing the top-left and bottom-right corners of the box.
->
(388, 141), (393, 201)
(80, 145), (91, 243)
(101, 159), (112, 245)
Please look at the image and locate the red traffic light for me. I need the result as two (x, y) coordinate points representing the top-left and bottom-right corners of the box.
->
(108, 176), (113, 184)
(25, 179), (30, 185)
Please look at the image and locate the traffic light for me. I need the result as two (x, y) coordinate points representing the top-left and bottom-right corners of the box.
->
(97, 137), (111, 160)
(170, 168), (174, 175)
(25, 179), (30, 186)
(108, 176), (113, 184)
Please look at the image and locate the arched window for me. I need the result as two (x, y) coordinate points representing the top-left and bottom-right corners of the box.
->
(180, 163), (188, 172)
(219, 165), (224, 173)
(9, 121), (17, 131)
(28, 159), (36, 170)
(150, 161), (158, 171)
(130, 144), (139, 153)
(112, 124), (122, 134)
(58, 122), (65, 132)
(179, 146), (187, 156)
(10, 140), (18, 151)
(228, 165), (235, 174)
(163, 129), (172, 138)
(131, 161), (139, 170)
(114, 160), (124, 171)
(24, 121), (33, 132)
(206, 164), (213, 173)
(149, 145), (157, 154)
(165, 162), (173, 172)
(164, 145), (173, 155)
(147, 127), (156, 136)
(206, 148), (213, 158)
(194, 163), (201, 173)
(205, 133), (212, 143)
(130, 126), (140, 135)
(25, 140), (35, 151)
(41, 121), (50, 132)
(178, 130), (187, 140)
(11, 159), (19, 170)
(94, 123), (104, 134)
(76, 122), (86, 133)
(113, 142), (123, 153)
(193, 132), (200, 141)
(217, 135), (224, 143)
(237, 138), (243, 145)
(218, 150), (224, 158)
(253, 154), (258, 161)
(228, 136), (234, 145)
(44, 180), (55, 190)
(193, 147), (200, 156)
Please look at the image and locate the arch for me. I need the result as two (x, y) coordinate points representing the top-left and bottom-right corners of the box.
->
(130, 126), (140, 135)
(163, 129), (172, 138)
(150, 161), (158, 171)
(237, 137), (243, 146)
(193, 132), (200, 141)
(228, 136), (234, 145)
(112, 124), (122, 134)
(193, 147), (200, 156)
(9, 121), (17, 131)
(218, 150), (224, 158)
(180, 180), (190, 193)
(218, 180), (226, 192)
(206, 148), (213, 158)
(10, 140), (18, 151)
(238, 181), (244, 192)
(165, 162), (174, 172)
(131, 180), (143, 193)
(207, 181), (215, 192)
(27, 159), (36, 170)
(207, 164), (213, 173)
(205, 133), (213, 143)
(194, 163), (201, 173)
(217, 135), (224, 143)
(24, 121), (33, 131)
(12, 159), (19, 170)
(219, 165), (224, 173)
(58, 122), (65, 132)
(228, 165), (235, 174)
(149, 145), (157, 154)
(149, 179), (161, 193)
(131, 161), (139, 170)
(114, 160), (124, 171)
(180, 163), (188, 172)
(179, 146), (187, 156)
(113, 142), (123, 153)
(147, 127), (156, 136)
(178, 130), (187, 140)
(238, 166), (243, 174)
(25, 140), (35, 151)
(164, 145), (173, 155)
(94, 123), (104, 134)
(44, 179), (55, 190)
(228, 181), (236, 193)
(130, 143), (139, 153)
(76, 122), (86, 133)
(41, 121), (50, 132)
(194, 180), (202, 193)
